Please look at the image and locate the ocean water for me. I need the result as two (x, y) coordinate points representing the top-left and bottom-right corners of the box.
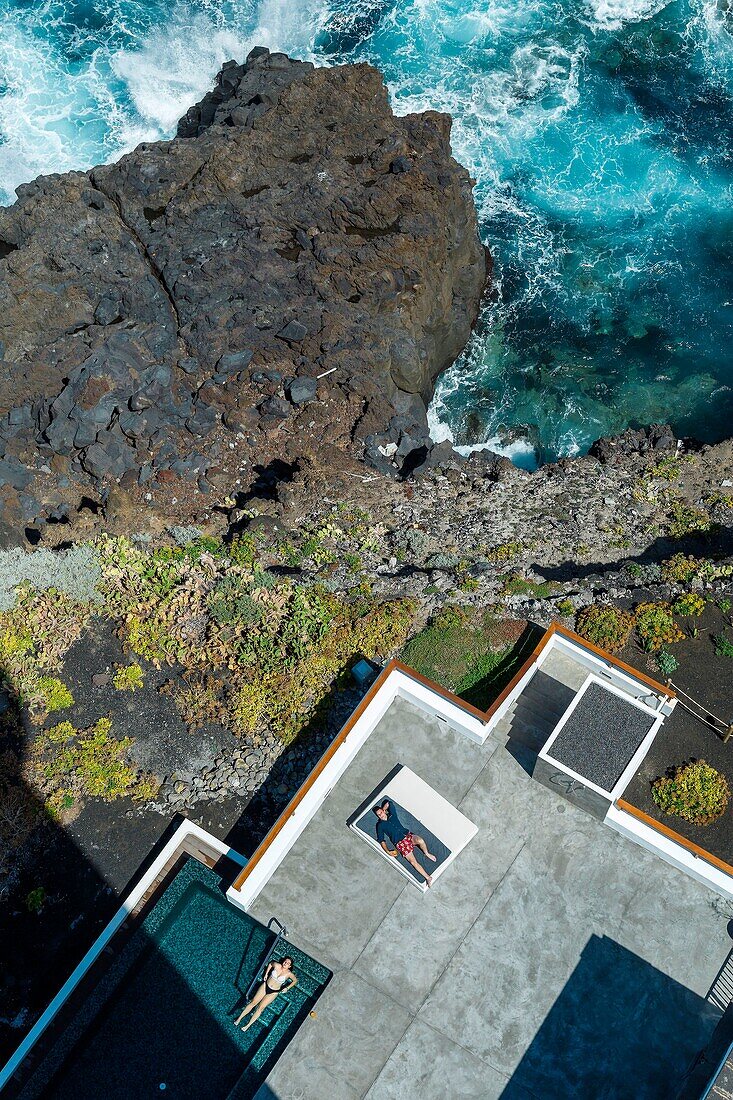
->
(1, 0), (732, 467)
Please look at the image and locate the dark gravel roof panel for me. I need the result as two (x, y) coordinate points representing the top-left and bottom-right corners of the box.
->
(548, 681), (656, 792)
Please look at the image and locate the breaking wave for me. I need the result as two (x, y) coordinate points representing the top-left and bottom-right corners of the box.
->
(1, 0), (732, 465)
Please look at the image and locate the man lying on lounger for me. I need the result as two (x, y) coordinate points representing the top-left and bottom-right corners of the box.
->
(372, 799), (437, 887)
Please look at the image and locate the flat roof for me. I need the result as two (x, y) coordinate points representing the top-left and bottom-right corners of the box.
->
(250, 695), (729, 1099)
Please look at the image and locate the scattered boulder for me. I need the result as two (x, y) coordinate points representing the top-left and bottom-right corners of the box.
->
(288, 377), (318, 405)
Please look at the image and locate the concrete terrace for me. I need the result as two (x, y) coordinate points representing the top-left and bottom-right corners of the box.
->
(251, 695), (731, 1100)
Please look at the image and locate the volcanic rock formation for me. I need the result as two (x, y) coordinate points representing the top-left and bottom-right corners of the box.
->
(0, 48), (487, 543)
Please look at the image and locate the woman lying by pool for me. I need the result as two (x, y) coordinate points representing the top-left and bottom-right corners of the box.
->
(234, 957), (298, 1032)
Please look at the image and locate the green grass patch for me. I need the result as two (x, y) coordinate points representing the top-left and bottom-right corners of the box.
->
(400, 607), (534, 710)
(499, 573), (557, 599)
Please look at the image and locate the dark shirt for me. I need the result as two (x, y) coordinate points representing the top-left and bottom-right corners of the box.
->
(376, 811), (406, 848)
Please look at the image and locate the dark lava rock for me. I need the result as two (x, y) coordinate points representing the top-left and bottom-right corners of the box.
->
(261, 396), (292, 419)
(217, 350), (253, 374)
(0, 47), (487, 530)
(589, 423), (678, 464)
(277, 320), (308, 344)
(288, 377), (318, 405)
(0, 456), (33, 491)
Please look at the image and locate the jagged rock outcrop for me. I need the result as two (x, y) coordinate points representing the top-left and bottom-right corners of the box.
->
(0, 48), (487, 542)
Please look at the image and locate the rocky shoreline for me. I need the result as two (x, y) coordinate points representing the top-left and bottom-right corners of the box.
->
(0, 47), (486, 547)
(3, 48), (733, 1063)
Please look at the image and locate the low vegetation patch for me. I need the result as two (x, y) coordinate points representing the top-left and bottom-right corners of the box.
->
(655, 649), (679, 678)
(112, 663), (145, 692)
(661, 554), (701, 585)
(660, 553), (732, 586)
(97, 533), (414, 744)
(0, 585), (88, 723)
(484, 541), (523, 564)
(666, 500), (712, 539)
(37, 676), (73, 712)
(574, 604), (635, 654)
(652, 760), (730, 825)
(400, 606), (527, 708)
(0, 525), (418, 788)
(499, 573), (557, 599)
(634, 602), (684, 652)
(714, 632), (733, 659)
(27, 716), (159, 814)
(672, 592), (705, 617)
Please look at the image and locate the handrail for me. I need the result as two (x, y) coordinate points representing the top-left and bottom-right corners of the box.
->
(666, 679), (733, 742)
(245, 916), (289, 1001)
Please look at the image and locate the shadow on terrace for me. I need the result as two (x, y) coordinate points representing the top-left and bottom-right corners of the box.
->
(501, 934), (721, 1099)
(0, 668), (327, 1098)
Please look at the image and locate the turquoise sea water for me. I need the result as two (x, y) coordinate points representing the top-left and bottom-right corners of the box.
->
(1, 0), (732, 467)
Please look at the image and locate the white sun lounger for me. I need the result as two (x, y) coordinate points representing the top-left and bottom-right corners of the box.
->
(348, 764), (478, 892)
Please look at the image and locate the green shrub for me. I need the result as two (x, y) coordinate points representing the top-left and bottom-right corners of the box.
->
(574, 604), (635, 654)
(126, 616), (178, 665)
(661, 554), (701, 584)
(234, 596), (415, 743)
(718, 597), (732, 616)
(714, 633), (733, 659)
(672, 592), (705, 617)
(652, 760), (730, 825)
(667, 501), (712, 539)
(37, 676), (73, 712)
(484, 542), (523, 563)
(208, 576), (263, 626)
(650, 455), (682, 482)
(31, 716), (156, 804)
(556, 599), (575, 618)
(635, 602), (683, 652)
(112, 663), (145, 692)
(228, 534), (258, 568)
(25, 886), (46, 913)
(499, 574), (556, 599)
(656, 649), (678, 678)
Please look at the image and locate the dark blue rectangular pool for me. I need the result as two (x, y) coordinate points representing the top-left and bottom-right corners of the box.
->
(20, 859), (330, 1099)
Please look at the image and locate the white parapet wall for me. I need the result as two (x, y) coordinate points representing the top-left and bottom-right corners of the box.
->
(227, 666), (493, 913)
(606, 802), (733, 901)
(0, 819), (247, 1093)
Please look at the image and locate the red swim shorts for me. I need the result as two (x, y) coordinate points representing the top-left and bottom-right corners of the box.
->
(396, 832), (415, 857)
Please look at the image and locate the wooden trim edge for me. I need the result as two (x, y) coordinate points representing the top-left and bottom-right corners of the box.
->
(553, 622), (676, 699)
(616, 797), (733, 878)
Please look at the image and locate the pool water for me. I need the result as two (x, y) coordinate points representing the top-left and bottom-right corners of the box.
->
(38, 860), (331, 1099)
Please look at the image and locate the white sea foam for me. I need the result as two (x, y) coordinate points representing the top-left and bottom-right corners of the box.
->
(582, 0), (671, 32)
(0, 0), (326, 205)
(111, 21), (249, 135)
(427, 402), (539, 469)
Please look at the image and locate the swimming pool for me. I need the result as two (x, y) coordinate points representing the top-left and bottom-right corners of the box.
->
(20, 859), (331, 1099)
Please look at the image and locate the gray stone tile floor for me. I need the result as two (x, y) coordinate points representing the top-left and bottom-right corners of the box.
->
(252, 697), (731, 1100)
